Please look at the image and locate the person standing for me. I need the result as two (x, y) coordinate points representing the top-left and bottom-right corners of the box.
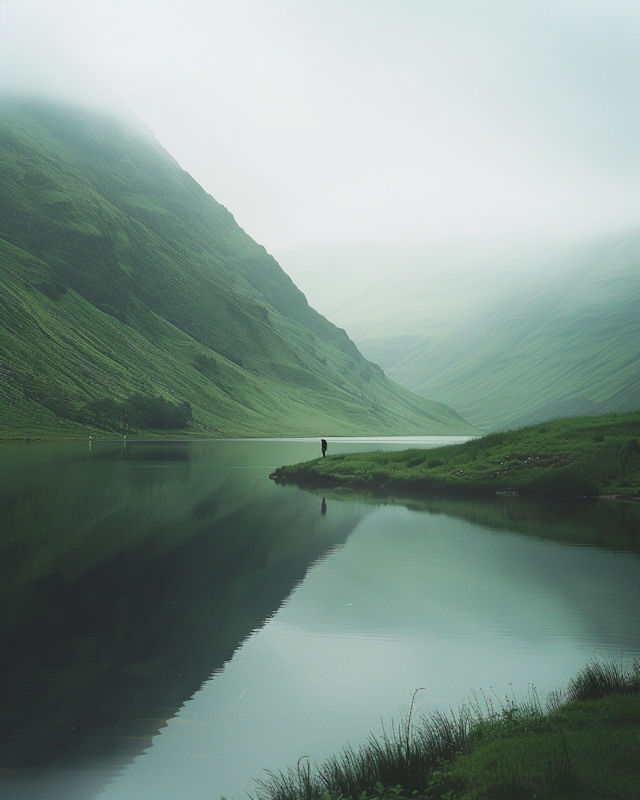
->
(321, 438), (327, 457)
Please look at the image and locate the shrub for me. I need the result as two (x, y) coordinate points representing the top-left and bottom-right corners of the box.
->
(124, 394), (192, 429)
(194, 353), (219, 377)
(84, 394), (192, 430)
(619, 438), (640, 474)
(529, 465), (598, 497)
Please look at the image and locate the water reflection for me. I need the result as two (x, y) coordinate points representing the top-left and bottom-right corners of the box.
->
(348, 490), (640, 554)
(0, 440), (368, 797)
(2, 440), (640, 800)
(97, 496), (640, 800)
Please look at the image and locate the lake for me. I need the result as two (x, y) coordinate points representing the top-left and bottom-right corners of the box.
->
(1, 438), (639, 800)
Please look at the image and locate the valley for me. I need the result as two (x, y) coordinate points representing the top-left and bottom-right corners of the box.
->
(0, 98), (472, 439)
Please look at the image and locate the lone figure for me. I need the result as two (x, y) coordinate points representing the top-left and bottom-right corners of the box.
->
(321, 438), (327, 458)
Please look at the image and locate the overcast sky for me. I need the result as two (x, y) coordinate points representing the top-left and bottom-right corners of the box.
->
(2, 0), (640, 263)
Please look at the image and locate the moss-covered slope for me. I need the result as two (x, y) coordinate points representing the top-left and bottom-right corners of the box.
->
(0, 98), (472, 438)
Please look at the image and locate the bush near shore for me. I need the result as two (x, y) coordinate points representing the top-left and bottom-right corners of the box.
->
(272, 412), (640, 501)
(253, 658), (640, 800)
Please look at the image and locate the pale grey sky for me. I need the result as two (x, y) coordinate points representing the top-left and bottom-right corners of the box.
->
(2, 0), (640, 258)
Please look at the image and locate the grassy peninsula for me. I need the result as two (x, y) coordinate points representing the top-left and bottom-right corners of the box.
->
(272, 412), (640, 501)
(254, 659), (640, 800)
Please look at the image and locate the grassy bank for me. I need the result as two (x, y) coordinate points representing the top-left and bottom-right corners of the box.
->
(272, 412), (640, 501)
(253, 659), (640, 800)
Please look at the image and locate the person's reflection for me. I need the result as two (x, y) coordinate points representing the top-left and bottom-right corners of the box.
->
(321, 497), (327, 516)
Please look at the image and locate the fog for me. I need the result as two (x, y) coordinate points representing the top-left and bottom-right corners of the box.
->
(2, 0), (640, 319)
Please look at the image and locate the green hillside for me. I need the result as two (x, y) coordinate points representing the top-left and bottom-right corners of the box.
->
(0, 98), (472, 438)
(384, 236), (640, 430)
(273, 412), (640, 502)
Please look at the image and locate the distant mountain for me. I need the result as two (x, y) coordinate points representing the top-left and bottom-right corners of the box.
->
(356, 236), (640, 430)
(0, 98), (472, 438)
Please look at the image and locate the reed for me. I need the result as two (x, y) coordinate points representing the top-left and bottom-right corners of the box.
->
(252, 658), (640, 800)
(565, 656), (640, 701)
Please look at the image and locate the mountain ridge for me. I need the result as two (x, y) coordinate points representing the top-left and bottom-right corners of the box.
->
(323, 235), (640, 431)
(0, 97), (473, 438)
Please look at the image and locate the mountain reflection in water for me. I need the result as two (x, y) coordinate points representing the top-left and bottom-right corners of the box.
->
(0, 440), (366, 795)
(1, 439), (639, 800)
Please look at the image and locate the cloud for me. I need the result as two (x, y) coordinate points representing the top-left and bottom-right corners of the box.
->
(0, 0), (126, 116)
(2, 0), (640, 251)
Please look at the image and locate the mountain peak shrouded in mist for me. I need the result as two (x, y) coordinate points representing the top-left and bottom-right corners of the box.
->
(3, 0), (640, 258)
(2, 1), (640, 437)
(334, 233), (640, 430)
(0, 97), (473, 437)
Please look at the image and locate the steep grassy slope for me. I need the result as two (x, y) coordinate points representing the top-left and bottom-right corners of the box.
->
(381, 236), (640, 430)
(0, 98), (472, 438)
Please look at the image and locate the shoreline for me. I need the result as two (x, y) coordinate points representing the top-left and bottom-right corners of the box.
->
(271, 471), (640, 504)
(253, 658), (640, 800)
(270, 411), (640, 504)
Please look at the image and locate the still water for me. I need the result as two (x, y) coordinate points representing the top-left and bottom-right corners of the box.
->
(1, 438), (639, 800)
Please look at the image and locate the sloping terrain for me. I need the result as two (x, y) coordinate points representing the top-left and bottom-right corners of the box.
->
(0, 98), (471, 438)
(340, 236), (640, 430)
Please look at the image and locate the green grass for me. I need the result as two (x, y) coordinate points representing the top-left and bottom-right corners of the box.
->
(273, 412), (640, 501)
(0, 97), (473, 439)
(252, 659), (640, 800)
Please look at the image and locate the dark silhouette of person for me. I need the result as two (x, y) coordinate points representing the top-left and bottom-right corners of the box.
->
(321, 497), (327, 516)
(321, 438), (327, 457)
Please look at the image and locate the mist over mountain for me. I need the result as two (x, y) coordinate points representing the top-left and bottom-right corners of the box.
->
(0, 97), (472, 438)
(306, 236), (640, 431)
